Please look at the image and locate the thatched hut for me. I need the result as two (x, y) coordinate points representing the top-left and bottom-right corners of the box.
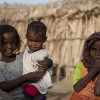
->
(0, 0), (100, 81)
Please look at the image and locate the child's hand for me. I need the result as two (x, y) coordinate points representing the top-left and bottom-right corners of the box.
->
(93, 60), (100, 72)
(38, 57), (49, 72)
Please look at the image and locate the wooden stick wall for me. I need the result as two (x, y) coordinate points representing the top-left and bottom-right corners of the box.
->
(0, 0), (100, 80)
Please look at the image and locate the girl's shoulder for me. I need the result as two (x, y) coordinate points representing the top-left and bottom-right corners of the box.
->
(76, 61), (84, 69)
(16, 52), (24, 59)
(75, 61), (84, 70)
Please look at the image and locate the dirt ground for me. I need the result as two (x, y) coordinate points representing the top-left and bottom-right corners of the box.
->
(47, 76), (74, 100)
(0, 77), (73, 100)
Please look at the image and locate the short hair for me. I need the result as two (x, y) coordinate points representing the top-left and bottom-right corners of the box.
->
(27, 21), (47, 37)
(0, 24), (21, 51)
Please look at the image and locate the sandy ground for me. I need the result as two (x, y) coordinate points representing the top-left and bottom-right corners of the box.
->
(0, 77), (73, 100)
(47, 76), (74, 100)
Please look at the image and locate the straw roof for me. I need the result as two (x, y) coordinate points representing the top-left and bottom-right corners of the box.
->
(0, 0), (100, 22)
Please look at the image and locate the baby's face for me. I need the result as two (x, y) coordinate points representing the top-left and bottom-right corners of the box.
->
(26, 32), (44, 52)
(90, 40), (100, 61)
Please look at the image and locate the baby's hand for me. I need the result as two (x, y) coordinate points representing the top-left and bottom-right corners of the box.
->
(38, 57), (49, 72)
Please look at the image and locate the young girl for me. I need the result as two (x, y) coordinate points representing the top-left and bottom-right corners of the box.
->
(0, 24), (52, 100)
(71, 32), (100, 100)
(0, 28), (12, 100)
(23, 21), (53, 100)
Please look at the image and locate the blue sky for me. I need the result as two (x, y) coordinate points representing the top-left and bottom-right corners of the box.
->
(0, 0), (54, 4)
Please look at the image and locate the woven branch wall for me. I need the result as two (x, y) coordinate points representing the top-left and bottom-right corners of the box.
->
(0, 0), (100, 79)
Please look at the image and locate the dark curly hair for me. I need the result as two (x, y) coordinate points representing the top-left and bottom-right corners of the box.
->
(27, 21), (47, 37)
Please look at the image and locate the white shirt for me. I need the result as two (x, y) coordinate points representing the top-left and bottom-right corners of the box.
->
(23, 49), (52, 94)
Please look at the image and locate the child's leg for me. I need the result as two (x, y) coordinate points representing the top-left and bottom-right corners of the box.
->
(24, 93), (46, 100)
(33, 94), (46, 100)
(24, 95), (33, 100)
(41, 95), (46, 100)
(23, 91), (34, 100)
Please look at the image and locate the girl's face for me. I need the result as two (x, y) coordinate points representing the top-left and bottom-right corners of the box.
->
(0, 32), (17, 57)
(90, 40), (100, 61)
(26, 32), (46, 52)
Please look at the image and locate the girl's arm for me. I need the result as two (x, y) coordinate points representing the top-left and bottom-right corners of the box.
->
(0, 75), (25, 91)
(73, 61), (100, 92)
(0, 70), (45, 91)
(94, 73), (100, 96)
(0, 57), (51, 91)
(73, 67), (98, 92)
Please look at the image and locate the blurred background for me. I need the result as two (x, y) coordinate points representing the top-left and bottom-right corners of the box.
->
(0, 0), (100, 99)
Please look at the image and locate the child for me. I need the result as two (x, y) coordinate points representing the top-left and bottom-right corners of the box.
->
(71, 32), (100, 100)
(0, 24), (52, 100)
(23, 21), (53, 100)
(0, 27), (13, 100)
